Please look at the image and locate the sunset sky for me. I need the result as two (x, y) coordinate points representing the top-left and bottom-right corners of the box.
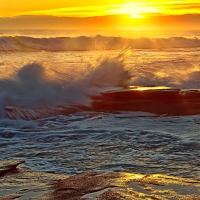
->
(0, 0), (200, 29)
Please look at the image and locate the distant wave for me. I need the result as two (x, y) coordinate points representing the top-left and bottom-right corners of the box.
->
(0, 35), (200, 51)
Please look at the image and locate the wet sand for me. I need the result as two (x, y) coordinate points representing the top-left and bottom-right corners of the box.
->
(0, 160), (199, 199)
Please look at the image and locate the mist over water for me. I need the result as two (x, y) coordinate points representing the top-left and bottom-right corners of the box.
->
(0, 62), (86, 107)
(1, 48), (200, 112)
(1, 47), (200, 119)
(0, 51), (133, 120)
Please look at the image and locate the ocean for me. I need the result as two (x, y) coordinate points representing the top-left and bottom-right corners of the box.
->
(0, 29), (200, 181)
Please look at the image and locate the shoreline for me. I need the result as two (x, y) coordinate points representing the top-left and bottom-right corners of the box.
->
(1, 160), (199, 199)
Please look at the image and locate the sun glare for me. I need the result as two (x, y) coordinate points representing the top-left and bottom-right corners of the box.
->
(109, 3), (159, 18)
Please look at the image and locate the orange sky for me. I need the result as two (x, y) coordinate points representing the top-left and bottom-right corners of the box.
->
(0, 0), (200, 29)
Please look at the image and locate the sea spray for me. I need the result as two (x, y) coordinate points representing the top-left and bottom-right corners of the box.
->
(82, 51), (131, 89)
(128, 56), (200, 89)
(0, 52), (131, 119)
(0, 63), (86, 120)
(1, 46), (200, 120)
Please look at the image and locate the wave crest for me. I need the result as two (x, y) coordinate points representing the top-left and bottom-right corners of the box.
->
(0, 35), (200, 51)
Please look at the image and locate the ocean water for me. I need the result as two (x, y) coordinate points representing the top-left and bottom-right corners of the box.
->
(0, 30), (200, 180)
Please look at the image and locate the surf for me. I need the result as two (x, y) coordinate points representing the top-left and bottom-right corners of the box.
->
(1, 35), (200, 52)
(1, 50), (200, 120)
(0, 52), (131, 120)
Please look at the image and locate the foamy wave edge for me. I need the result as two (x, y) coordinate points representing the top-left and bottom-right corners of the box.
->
(0, 35), (200, 51)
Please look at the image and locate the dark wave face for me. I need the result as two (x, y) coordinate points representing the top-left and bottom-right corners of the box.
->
(0, 35), (200, 52)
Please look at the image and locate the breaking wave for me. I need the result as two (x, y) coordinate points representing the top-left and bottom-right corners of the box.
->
(0, 53), (131, 119)
(0, 35), (200, 51)
(1, 48), (200, 120)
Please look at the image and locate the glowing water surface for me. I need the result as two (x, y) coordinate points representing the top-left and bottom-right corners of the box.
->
(0, 30), (200, 181)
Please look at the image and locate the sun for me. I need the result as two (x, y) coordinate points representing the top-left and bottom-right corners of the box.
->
(109, 3), (158, 18)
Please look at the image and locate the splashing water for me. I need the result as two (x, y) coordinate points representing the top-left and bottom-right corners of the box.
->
(1, 44), (200, 120)
(0, 52), (131, 119)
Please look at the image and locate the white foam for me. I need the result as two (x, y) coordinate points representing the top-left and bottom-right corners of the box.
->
(0, 52), (131, 119)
